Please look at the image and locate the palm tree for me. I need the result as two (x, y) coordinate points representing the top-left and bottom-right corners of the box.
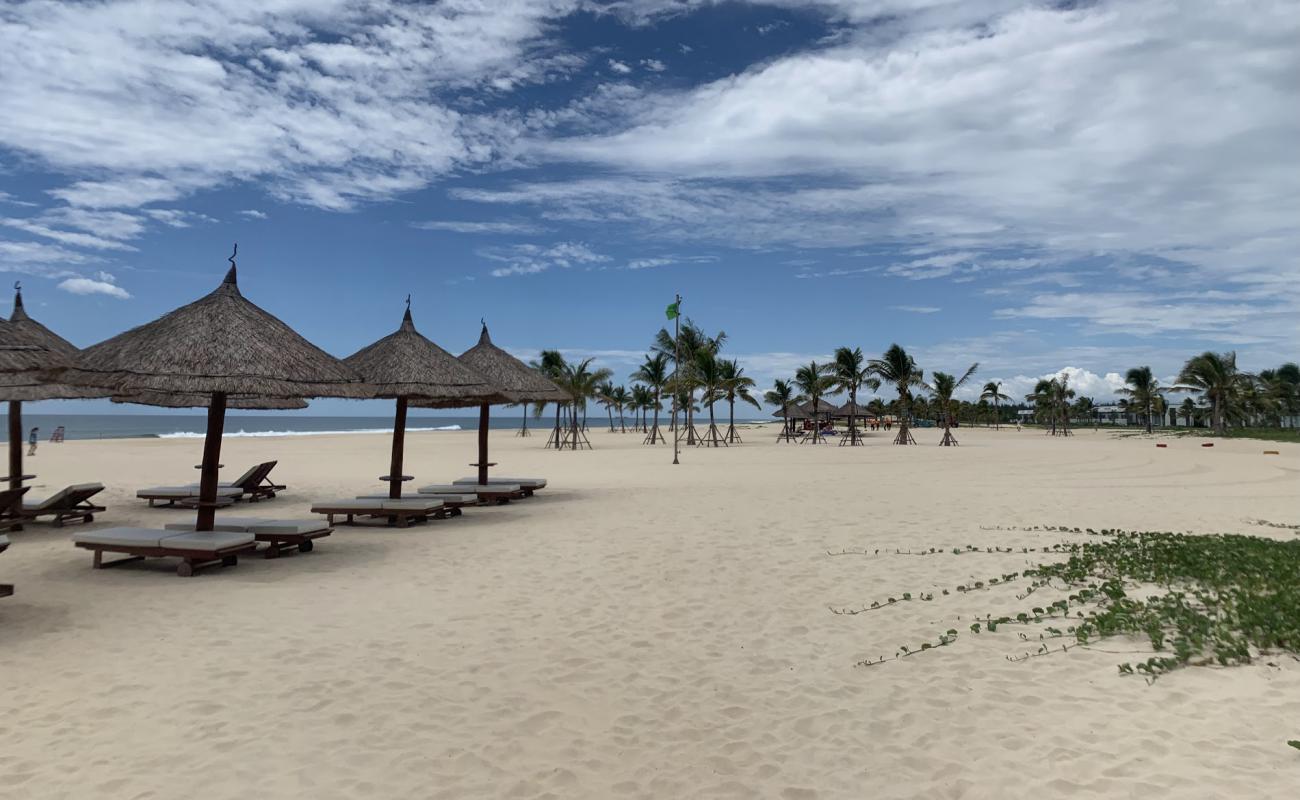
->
(868, 344), (923, 444)
(694, 351), (730, 447)
(1119, 366), (1163, 434)
(765, 379), (800, 443)
(979, 381), (1011, 430)
(554, 357), (612, 450)
(715, 358), (760, 443)
(794, 360), (835, 444)
(596, 380), (617, 431)
(532, 349), (569, 448)
(608, 385), (630, 432)
(632, 352), (670, 444)
(1073, 396), (1096, 430)
(1026, 374), (1075, 435)
(653, 320), (725, 446)
(1178, 396), (1198, 427)
(924, 363), (978, 446)
(630, 384), (654, 433)
(1258, 363), (1300, 425)
(1173, 351), (1251, 435)
(832, 346), (880, 446)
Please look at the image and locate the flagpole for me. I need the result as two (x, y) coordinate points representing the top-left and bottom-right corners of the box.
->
(672, 293), (681, 465)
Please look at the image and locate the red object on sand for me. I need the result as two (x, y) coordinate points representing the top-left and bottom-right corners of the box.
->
(1201, 442), (1214, 447)
(1156, 443), (1167, 448)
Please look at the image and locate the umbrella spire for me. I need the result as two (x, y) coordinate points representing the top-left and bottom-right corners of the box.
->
(222, 243), (238, 286)
(478, 318), (491, 345)
(11, 281), (28, 322)
(400, 295), (415, 330)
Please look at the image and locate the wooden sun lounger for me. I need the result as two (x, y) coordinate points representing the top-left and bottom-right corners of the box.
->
(138, 486), (243, 508)
(452, 477), (547, 496)
(311, 499), (449, 528)
(418, 484), (524, 504)
(72, 528), (255, 577)
(184, 461), (285, 502)
(165, 517), (333, 558)
(18, 482), (106, 527)
(355, 495), (468, 515)
(0, 533), (11, 597)
(0, 486), (30, 532)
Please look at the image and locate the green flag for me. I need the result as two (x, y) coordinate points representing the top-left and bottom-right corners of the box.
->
(665, 300), (680, 320)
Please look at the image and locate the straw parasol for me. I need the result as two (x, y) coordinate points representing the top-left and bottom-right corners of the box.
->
(833, 400), (873, 418)
(79, 250), (367, 530)
(0, 284), (109, 492)
(111, 392), (308, 410)
(798, 398), (841, 420)
(343, 302), (504, 498)
(415, 323), (566, 485)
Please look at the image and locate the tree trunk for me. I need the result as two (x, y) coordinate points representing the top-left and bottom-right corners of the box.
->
(388, 396), (408, 499)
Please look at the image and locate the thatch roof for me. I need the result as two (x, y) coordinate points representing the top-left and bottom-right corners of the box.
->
(834, 401), (875, 417)
(8, 287), (78, 356)
(343, 307), (505, 403)
(771, 403), (807, 419)
(799, 399), (841, 416)
(0, 291), (107, 401)
(79, 264), (366, 405)
(415, 323), (566, 409)
(111, 392), (308, 410)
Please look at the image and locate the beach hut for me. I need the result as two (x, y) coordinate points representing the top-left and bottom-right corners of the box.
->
(415, 323), (566, 486)
(0, 285), (107, 493)
(79, 253), (367, 532)
(833, 400), (873, 446)
(343, 303), (504, 499)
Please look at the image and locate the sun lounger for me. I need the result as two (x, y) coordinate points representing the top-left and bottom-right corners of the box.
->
(419, 483), (524, 504)
(355, 495), (469, 515)
(17, 482), (106, 527)
(72, 527), (255, 577)
(184, 461), (285, 502)
(137, 486), (244, 508)
(0, 486), (30, 532)
(0, 532), (11, 598)
(452, 477), (546, 496)
(165, 517), (332, 558)
(311, 498), (449, 528)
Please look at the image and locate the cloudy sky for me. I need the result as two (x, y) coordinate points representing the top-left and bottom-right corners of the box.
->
(2, 0), (1296, 413)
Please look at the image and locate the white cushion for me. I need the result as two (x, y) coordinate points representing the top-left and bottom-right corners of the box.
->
(164, 518), (270, 533)
(159, 531), (254, 552)
(0, 533), (10, 548)
(380, 500), (442, 511)
(423, 483), (520, 495)
(247, 520), (329, 536)
(72, 528), (167, 548)
(138, 486), (243, 498)
(454, 477), (546, 488)
(312, 499), (386, 511)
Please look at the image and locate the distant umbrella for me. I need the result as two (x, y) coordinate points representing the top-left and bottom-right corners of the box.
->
(343, 303), (504, 498)
(0, 284), (109, 494)
(414, 323), (566, 485)
(79, 250), (366, 530)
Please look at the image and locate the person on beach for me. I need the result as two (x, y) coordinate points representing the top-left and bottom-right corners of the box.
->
(28, 426), (39, 456)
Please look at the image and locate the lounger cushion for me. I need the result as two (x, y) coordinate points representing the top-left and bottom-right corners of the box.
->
(159, 531), (255, 552)
(72, 528), (168, 548)
(0, 533), (9, 548)
(164, 518), (270, 533)
(313, 499), (386, 512)
(23, 482), (106, 511)
(138, 486), (243, 499)
(247, 520), (329, 536)
(454, 477), (546, 489)
(421, 484), (521, 495)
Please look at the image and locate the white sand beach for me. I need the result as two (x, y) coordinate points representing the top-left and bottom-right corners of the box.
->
(2, 426), (1298, 799)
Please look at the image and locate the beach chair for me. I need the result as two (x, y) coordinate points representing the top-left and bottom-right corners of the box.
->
(16, 483), (106, 527)
(0, 532), (12, 597)
(355, 494), (470, 515)
(184, 461), (285, 502)
(311, 498), (450, 528)
(452, 477), (547, 497)
(164, 517), (332, 558)
(71, 528), (255, 577)
(418, 483), (524, 504)
(137, 485), (243, 508)
(0, 486), (30, 532)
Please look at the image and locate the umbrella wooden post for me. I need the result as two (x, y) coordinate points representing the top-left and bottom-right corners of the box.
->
(8, 400), (21, 492)
(476, 402), (490, 484)
(389, 396), (408, 499)
(196, 391), (227, 532)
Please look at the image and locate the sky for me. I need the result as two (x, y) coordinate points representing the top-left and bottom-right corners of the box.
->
(1, 0), (1296, 415)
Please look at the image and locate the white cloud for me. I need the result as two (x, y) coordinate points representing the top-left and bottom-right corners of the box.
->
(892, 305), (940, 314)
(482, 240), (609, 277)
(641, 58), (667, 72)
(238, 209), (269, 219)
(57, 276), (131, 299)
(413, 220), (542, 234)
(608, 59), (633, 74)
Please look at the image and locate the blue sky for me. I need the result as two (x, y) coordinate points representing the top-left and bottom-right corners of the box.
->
(1, 0), (1296, 415)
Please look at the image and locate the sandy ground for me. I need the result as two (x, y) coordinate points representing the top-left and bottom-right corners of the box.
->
(1, 424), (1298, 799)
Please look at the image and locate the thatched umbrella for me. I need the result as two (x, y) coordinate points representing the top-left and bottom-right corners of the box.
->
(0, 285), (109, 491)
(416, 323), (566, 485)
(343, 303), (504, 498)
(79, 254), (366, 531)
(112, 392), (308, 410)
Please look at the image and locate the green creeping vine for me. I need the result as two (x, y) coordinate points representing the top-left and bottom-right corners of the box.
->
(841, 529), (1300, 680)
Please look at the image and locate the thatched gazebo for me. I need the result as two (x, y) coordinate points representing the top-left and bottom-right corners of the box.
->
(1, 285), (108, 492)
(343, 304), (504, 498)
(79, 254), (367, 531)
(416, 323), (565, 485)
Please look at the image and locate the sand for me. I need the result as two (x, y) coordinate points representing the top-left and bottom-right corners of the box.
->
(1, 424), (1298, 799)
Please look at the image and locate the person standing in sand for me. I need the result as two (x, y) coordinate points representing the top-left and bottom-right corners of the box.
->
(28, 426), (39, 456)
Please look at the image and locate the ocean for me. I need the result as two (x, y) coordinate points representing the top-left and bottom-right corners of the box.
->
(0, 413), (538, 441)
